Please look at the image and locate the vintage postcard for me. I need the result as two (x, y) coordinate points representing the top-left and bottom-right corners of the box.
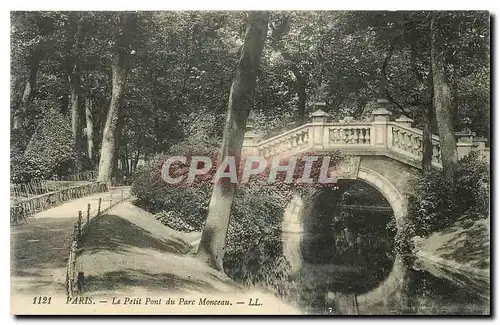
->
(10, 10), (490, 315)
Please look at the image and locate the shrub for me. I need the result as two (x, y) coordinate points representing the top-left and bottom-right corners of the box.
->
(131, 154), (211, 230)
(454, 151), (490, 219)
(10, 155), (45, 184)
(407, 169), (456, 236)
(23, 110), (78, 180)
(223, 182), (292, 295)
(407, 151), (489, 238)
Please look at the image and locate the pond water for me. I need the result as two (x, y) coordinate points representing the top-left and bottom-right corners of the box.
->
(243, 214), (487, 315)
(281, 221), (490, 315)
(224, 181), (489, 315)
(294, 266), (490, 315)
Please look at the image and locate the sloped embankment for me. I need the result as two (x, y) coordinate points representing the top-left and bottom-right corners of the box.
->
(76, 202), (299, 314)
(412, 218), (490, 298)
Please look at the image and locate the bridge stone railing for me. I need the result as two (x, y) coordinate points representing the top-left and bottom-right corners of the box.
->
(243, 103), (489, 169)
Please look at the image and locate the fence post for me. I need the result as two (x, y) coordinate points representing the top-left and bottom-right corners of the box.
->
(77, 211), (82, 239)
(87, 203), (91, 223)
(97, 197), (102, 216)
(76, 271), (85, 293)
(70, 237), (78, 296)
(121, 189), (124, 202)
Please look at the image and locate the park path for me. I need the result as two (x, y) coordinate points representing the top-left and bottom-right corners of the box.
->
(10, 186), (131, 296)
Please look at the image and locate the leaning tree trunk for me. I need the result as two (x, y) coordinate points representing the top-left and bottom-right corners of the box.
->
(430, 17), (458, 183)
(196, 11), (269, 271)
(84, 97), (94, 161)
(97, 13), (137, 184)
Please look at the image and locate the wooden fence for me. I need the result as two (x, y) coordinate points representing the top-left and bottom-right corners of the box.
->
(65, 189), (130, 298)
(10, 171), (98, 199)
(10, 182), (108, 224)
(53, 170), (98, 182)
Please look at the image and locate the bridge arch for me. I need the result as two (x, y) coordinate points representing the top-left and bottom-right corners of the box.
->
(281, 155), (411, 311)
(247, 104), (489, 312)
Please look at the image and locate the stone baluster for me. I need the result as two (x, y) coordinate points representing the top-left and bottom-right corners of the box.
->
(330, 128), (338, 144)
(404, 132), (411, 152)
(371, 99), (392, 148)
(410, 134), (419, 156)
(392, 128), (399, 148)
(397, 129), (405, 150)
(343, 128), (349, 144)
(353, 128), (360, 144)
(414, 136), (422, 156)
(339, 128), (345, 144)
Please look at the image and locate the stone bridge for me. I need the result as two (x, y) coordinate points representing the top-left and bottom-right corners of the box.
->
(242, 102), (489, 312)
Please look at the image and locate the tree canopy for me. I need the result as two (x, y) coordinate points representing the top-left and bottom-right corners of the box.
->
(10, 10), (490, 183)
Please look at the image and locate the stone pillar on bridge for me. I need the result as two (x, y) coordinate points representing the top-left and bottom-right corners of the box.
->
(309, 102), (328, 149)
(455, 129), (476, 160)
(472, 137), (490, 162)
(395, 116), (414, 129)
(242, 120), (259, 156)
(371, 99), (392, 148)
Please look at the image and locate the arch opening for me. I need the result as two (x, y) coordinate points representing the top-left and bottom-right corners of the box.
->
(300, 179), (397, 295)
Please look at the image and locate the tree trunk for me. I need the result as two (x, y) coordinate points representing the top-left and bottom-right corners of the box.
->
(66, 13), (85, 169)
(421, 104), (434, 170)
(196, 11), (269, 271)
(97, 13), (137, 184)
(290, 65), (307, 125)
(84, 97), (94, 161)
(132, 150), (141, 173)
(410, 40), (434, 170)
(70, 74), (82, 168)
(430, 17), (458, 183)
(13, 55), (39, 129)
(123, 145), (130, 175)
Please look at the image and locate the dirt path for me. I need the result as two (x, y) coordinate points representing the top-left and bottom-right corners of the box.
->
(12, 198), (300, 314)
(10, 187), (131, 296)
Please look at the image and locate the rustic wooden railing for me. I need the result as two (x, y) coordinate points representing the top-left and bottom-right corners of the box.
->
(11, 171), (98, 199)
(243, 104), (490, 169)
(10, 181), (108, 224)
(65, 188), (131, 298)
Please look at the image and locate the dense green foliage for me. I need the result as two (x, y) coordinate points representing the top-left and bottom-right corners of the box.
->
(12, 110), (80, 183)
(407, 152), (489, 237)
(11, 12), (490, 182)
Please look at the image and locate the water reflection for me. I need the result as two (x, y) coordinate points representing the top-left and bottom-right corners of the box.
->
(280, 181), (489, 315)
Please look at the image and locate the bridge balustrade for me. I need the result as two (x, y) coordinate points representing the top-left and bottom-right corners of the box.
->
(243, 102), (489, 169)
